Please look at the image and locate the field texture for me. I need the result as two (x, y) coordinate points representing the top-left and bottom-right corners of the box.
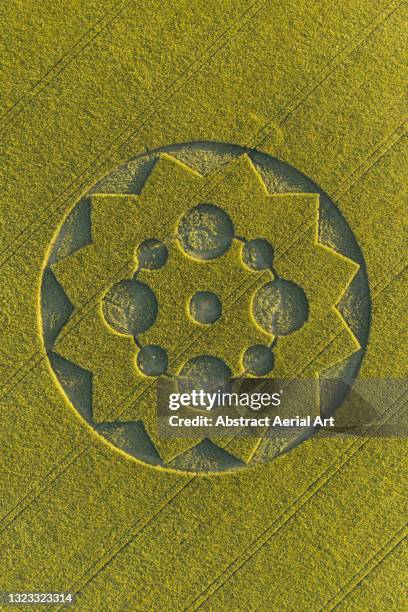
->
(0, 0), (407, 610)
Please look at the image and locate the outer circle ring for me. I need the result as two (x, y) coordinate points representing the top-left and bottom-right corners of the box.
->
(41, 142), (371, 474)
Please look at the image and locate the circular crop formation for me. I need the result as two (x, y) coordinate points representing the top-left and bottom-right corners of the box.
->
(179, 355), (233, 398)
(243, 344), (275, 376)
(189, 291), (222, 324)
(41, 141), (371, 473)
(178, 203), (234, 261)
(242, 238), (274, 271)
(100, 203), (309, 386)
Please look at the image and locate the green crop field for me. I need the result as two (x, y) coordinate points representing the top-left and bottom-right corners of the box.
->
(0, 0), (407, 610)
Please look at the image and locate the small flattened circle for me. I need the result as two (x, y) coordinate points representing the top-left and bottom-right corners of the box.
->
(252, 278), (309, 336)
(137, 238), (168, 270)
(243, 345), (275, 375)
(177, 203), (234, 260)
(178, 355), (232, 404)
(242, 238), (274, 270)
(137, 345), (168, 376)
(102, 279), (158, 335)
(189, 291), (222, 324)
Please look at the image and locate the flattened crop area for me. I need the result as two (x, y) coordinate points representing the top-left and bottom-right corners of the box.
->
(0, 1), (406, 609)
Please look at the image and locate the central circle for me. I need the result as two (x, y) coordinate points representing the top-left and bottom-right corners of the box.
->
(189, 291), (222, 324)
(242, 238), (274, 270)
(178, 203), (234, 260)
(243, 344), (275, 375)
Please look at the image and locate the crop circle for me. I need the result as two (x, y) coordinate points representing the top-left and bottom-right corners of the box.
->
(178, 203), (234, 260)
(42, 141), (371, 473)
(242, 238), (274, 270)
(137, 238), (168, 270)
(102, 280), (158, 335)
(178, 355), (232, 401)
(252, 278), (309, 336)
(189, 291), (222, 324)
(137, 345), (168, 376)
(243, 345), (275, 375)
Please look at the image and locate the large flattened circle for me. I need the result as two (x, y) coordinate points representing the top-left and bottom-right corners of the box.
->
(178, 203), (234, 261)
(252, 278), (309, 336)
(41, 142), (371, 474)
(102, 279), (158, 336)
